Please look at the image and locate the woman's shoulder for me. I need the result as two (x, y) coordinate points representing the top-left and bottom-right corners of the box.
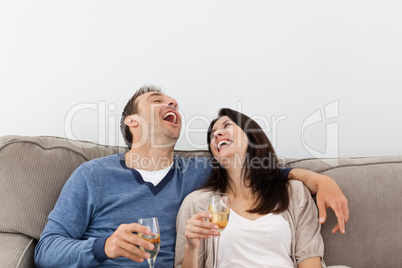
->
(287, 180), (312, 203)
(288, 179), (306, 192)
(178, 189), (213, 219)
(286, 180), (319, 224)
(182, 189), (213, 204)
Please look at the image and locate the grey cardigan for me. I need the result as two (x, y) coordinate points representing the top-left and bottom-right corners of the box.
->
(174, 180), (326, 268)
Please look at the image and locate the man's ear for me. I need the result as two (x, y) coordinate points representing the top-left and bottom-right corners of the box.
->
(124, 115), (140, 127)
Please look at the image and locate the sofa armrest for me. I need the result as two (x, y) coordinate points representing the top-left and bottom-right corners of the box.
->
(0, 232), (36, 268)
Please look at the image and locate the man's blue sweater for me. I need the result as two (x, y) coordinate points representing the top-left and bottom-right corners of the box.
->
(34, 154), (212, 267)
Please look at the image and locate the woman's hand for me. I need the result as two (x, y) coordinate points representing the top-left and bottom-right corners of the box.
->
(182, 212), (220, 268)
(185, 212), (219, 249)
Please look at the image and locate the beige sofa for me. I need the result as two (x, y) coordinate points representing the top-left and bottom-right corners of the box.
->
(0, 135), (401, 268)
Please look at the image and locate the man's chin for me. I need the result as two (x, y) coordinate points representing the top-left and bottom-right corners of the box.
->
(166, 129), (181, 140)
(151, 134), (180, 149)
(150, 140), (178, 149)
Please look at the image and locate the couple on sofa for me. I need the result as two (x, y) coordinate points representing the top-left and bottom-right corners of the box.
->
(34, 85), (349, 267)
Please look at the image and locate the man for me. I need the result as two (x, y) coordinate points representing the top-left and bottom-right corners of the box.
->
(35, 85), (349, 267)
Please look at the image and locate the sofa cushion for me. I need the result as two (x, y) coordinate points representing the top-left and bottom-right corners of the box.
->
(0, 135), (125, 240)
(0, 232), (36, 268)
(285, 156), (402, 268)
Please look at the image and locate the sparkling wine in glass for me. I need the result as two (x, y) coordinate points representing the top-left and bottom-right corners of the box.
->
(138, 217), (160, 268)
(209, 193), (230, 268)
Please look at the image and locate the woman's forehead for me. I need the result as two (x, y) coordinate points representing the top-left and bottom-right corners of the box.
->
(213, 116), (231, 127)
(211, 116), (239, 133)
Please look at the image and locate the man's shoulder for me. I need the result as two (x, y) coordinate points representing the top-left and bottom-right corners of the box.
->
(173, 155), (211, 172)
(174, 155), (210, 163)
(70, 154), (122, 181)
(81, 154), (120, 170)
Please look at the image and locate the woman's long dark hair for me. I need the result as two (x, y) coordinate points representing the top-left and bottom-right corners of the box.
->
(203, 108), (290, 214)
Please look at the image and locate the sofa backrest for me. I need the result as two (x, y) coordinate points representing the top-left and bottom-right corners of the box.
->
(0, 136), (125, 240)
(285, 156), (402, 268)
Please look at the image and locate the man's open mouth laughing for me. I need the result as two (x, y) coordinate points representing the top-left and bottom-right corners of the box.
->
(162, 110), (178, 124)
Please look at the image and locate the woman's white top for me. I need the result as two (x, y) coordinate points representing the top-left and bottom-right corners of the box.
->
(217, 209), (294, 268)
(174, 181), (325, 268)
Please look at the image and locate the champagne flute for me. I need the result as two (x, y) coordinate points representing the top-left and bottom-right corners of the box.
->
(209, 193), (230, 268)
(137, 217), (160, 268)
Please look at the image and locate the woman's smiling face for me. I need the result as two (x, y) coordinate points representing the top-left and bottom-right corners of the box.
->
(209, 116), (249, 167)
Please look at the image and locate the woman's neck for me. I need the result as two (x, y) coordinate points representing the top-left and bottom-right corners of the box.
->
(226, 165), (251, 199)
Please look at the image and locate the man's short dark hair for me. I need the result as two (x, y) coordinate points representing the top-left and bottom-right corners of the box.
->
(120, 84), (161, 149)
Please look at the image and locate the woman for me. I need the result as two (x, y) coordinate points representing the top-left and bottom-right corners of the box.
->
(175, 108), (325, 268)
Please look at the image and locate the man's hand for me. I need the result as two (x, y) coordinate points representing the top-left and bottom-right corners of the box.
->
(104, 223), (154, 262)
(289, 168), (350, 234)
(315, 175), (349, 234)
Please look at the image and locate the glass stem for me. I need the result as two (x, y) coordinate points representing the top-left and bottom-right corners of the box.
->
(147, 258), (155, 268)
(213, 235), (220, 268)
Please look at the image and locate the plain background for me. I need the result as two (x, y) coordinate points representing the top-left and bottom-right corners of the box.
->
(1, 0), (401, 158)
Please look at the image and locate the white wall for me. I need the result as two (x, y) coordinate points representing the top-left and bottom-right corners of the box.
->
(1, 0), (401, 158)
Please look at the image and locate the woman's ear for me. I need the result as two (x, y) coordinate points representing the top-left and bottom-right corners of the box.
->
(124, 115), (139, 127)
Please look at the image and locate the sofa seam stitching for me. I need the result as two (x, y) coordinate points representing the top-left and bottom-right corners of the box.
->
(0, 140), (90, 161)
(318, 161), (402, 173)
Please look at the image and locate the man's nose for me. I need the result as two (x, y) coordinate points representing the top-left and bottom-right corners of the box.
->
(167, 98), (178, 110)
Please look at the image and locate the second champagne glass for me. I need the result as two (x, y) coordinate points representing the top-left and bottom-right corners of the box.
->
(137, 217), (160, 268)
(209, 193), (230, 268)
